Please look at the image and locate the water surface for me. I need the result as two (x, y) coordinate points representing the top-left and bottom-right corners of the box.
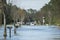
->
(0, 25), (60, 40)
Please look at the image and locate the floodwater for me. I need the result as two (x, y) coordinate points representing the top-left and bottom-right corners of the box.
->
(0, 25), (60, 40)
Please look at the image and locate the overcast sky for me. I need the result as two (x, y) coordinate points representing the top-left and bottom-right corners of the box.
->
(7, 0), (50, 10)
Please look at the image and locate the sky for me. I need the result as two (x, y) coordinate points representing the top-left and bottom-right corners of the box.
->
(7, 0), (50, 10)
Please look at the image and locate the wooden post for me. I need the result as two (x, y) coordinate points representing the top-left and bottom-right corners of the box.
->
(14, 26), (16, 34)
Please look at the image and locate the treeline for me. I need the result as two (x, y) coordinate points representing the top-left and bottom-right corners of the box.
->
(3, 3), (26, 24)
(4, 0), (60, 25)
(37, 0), (60, 25)
(34, 0), (60, 25)
(3, 3), (37, 24)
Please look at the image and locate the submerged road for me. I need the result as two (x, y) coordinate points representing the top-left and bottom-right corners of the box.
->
(0, 25), (60, 40)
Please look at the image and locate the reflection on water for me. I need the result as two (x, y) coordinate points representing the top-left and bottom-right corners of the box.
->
(0, 25), (60, 40)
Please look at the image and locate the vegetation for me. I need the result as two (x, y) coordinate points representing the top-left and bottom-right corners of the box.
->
(1, 0), (60, 25)
(38, 0), (60, 25)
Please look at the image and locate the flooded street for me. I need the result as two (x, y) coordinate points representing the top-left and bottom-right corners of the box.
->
(0, 0), (60, 40)
(0, 25), (60, 40)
